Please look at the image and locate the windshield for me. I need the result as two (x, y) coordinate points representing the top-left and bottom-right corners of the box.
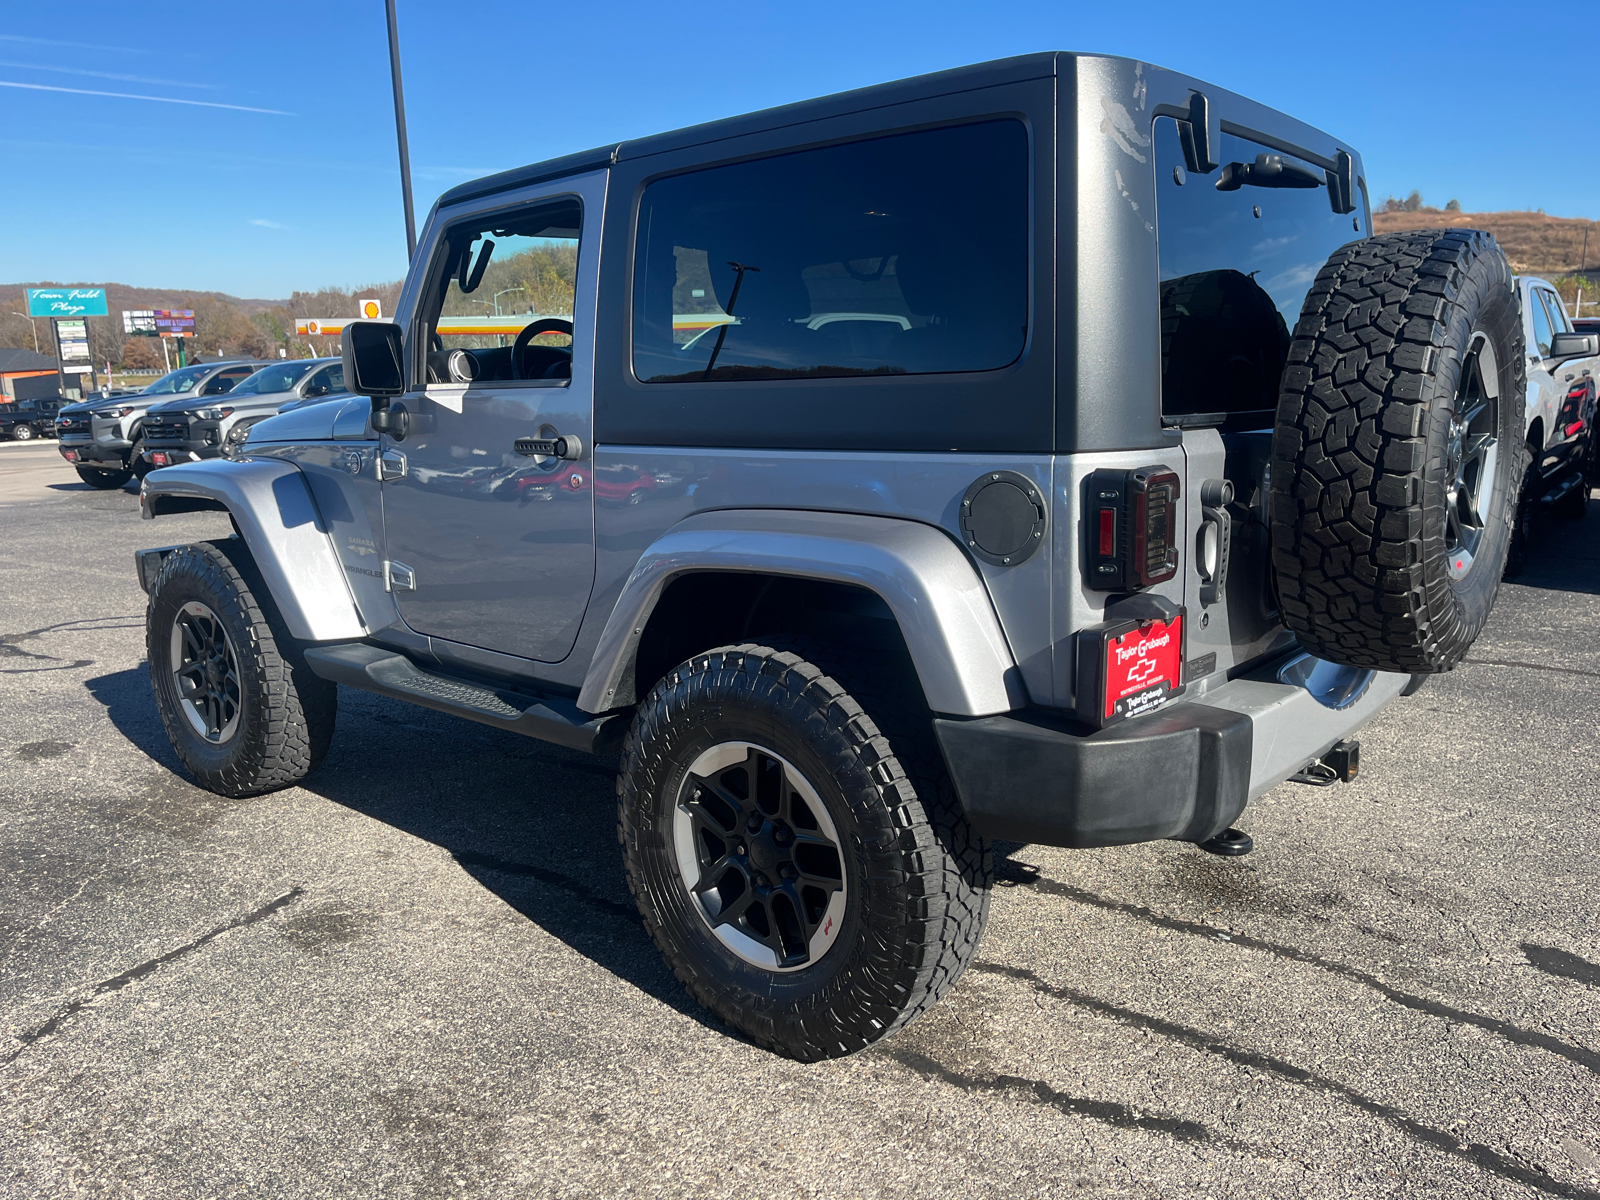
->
(139, 365), (213, 396)
(227, 361), (315, 397)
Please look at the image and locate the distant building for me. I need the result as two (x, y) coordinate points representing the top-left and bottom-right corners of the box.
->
(0, 347), (60, 403)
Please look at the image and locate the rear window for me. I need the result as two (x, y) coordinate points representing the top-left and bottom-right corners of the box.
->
(1153, 117), (1364, 431)
(632, 120), (1030, 385)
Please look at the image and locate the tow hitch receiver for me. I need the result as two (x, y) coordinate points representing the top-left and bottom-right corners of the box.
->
(1289, 738), (1360, 787)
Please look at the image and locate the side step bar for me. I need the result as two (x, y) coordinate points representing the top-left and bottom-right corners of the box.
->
(303, 643), (624, 756)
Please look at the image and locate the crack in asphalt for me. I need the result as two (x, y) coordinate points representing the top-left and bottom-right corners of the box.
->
(885, 1048), (1259, 1154)
(451, 851), (639, 922)
(1464, 657), (1600, 679)
(0, 614), (140, 674)
(973, 961), (1598, 1200)
(2, 887), (303, 1066)
(998, 864), (1600, 1079)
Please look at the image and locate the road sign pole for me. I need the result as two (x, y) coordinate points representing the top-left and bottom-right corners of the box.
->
(51, 318), (65, 397)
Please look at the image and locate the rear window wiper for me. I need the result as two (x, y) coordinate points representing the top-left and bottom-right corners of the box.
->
(1216, 153), (1323, 192)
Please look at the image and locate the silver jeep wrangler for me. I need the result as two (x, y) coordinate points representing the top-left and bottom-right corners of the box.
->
(137, 52), (1526, 1060)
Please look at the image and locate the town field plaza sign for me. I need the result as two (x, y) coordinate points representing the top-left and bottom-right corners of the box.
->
(26, 288), (109, 318)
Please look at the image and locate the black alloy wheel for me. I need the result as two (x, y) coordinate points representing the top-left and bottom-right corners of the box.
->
(169, 600), (242, 743)
(1442, 333), (1502, 580)
(675, 742), (847, 970)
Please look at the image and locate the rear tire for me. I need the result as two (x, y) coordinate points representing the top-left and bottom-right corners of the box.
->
(76, 466), (133, 489)
(1272, 228), (1524, 673)
(618, 641), (990, 1060)
(147, 539), (337, 797)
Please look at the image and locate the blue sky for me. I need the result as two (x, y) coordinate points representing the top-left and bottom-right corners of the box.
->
(0, 0), (1587, 298)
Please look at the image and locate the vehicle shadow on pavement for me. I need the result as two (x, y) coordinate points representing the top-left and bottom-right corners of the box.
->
(1511, 494), (1600, 594)
(91, 673), (727, 1037)
(85, 667), (188, 774)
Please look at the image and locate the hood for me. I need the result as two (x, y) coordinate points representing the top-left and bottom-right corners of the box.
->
(157, 387), (302, 416)
(143, 394), (204, 414)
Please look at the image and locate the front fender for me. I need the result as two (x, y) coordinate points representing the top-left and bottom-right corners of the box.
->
(578, 509), (1025, 717)
(140, 458), (366, 641)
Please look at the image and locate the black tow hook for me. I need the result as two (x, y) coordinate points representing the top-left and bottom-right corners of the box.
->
(1288, 739), (1361, 788)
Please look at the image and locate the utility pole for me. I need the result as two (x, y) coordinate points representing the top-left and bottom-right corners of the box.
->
(386, 0), (417, 260)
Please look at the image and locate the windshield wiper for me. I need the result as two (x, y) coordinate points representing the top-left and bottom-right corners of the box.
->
(1215, 153), (1323, 192)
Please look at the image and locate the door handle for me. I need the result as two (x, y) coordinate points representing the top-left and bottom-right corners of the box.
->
(378, 449), (407, 481)
(513, 434), (583, 460)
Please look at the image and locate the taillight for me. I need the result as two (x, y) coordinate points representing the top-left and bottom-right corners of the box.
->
(1085, 467), (1181, 590)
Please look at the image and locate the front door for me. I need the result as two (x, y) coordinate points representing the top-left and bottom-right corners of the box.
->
(379, 173), (603, 663)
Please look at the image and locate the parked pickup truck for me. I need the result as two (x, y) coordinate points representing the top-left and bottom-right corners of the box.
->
(58, 360), (262, 488)
(136, 52), (1526, 1060)
(138, 358), (348, 469)
(1506, 278), (1599, 567)
(0, 397), (62, 441)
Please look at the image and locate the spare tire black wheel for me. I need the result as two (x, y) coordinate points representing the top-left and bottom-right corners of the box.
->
(1271, 229), (1525, 673)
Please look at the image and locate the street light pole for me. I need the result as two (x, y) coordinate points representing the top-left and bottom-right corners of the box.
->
(385, 0), (417, 260)
(4, 311), (40, 352)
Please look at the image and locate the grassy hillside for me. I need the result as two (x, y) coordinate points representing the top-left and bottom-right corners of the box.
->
(1372, 209), (1600, 284)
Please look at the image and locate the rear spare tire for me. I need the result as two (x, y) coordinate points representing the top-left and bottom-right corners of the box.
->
(1271, 229), (1524, 673)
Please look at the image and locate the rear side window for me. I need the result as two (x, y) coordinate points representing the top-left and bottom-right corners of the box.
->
(632, 120), (1029, 384)
(1153, 117), (1362, 431)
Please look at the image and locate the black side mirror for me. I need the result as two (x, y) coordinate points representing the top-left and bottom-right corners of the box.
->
(343, 320), (405, 400)
(1551, 331), (1599, 359)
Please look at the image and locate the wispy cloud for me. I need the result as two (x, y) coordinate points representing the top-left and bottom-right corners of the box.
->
(250, 219), (288, 229)
(0, 60), (213, 89)
(0, 32), (152, 55)
(0, 80), (291, 114)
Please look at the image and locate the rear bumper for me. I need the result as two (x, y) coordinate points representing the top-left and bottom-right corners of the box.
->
(935, 652), (1406, 849)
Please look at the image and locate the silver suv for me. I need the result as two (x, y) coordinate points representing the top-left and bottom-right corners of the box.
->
(59, 360), (260, 488)
(137, 52), (1526, 1059)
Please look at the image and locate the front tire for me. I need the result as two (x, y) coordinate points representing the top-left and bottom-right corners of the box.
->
(618, 642), (990, 1060)
(147, 539), (337, 797)
(76, 465), (133, 489)
(11, 423), (35, 441)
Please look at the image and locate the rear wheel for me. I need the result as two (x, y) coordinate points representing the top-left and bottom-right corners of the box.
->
(75, 466), (133, 489)
(618, 641), (990, 1060)
(148, 539), (337, 797)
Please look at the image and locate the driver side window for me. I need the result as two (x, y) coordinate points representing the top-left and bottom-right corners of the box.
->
(422, 197), (581, 386)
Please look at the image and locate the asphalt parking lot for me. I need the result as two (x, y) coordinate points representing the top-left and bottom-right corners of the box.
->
(2, 437), (1598, 1200)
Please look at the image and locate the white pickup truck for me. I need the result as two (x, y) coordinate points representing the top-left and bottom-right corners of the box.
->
(1510, 277), (1599, 568)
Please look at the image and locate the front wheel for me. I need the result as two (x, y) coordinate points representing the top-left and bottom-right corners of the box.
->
(618, 642), (990, 1060)
(11, 423), (35, 441)
(76, 466), (133, 489)
(147, 539), (337, 797)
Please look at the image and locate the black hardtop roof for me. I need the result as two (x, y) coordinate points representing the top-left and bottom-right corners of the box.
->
(435, 52), (1062, 208)
(433, 51), (1357, 211)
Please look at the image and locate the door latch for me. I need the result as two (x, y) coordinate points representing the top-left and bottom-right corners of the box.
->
(378, 449), (407, 481)
(384, 560), (416, 592)
(513, 434), (583, 460)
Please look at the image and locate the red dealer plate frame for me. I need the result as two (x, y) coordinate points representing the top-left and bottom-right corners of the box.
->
(1103, 614), (1184, 721)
